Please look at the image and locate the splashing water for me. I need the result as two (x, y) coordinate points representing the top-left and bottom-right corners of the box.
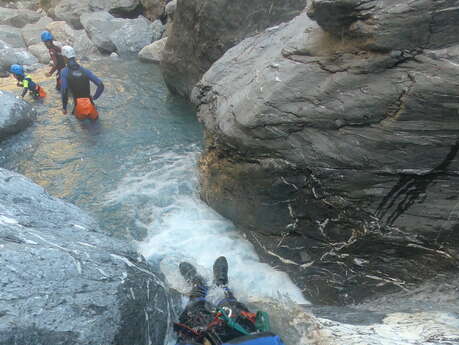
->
(105, 147), (308, 305)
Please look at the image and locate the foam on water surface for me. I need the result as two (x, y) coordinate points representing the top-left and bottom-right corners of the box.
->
(105, 147), (308, 305)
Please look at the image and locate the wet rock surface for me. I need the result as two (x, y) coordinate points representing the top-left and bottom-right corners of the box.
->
(194, 5), (459, 304)
(0, 167), (178, 345)
(161, 0), (306, 98)
(0, 90), (36, 140)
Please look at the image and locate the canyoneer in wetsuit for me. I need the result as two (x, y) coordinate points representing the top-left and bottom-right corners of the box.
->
(175, 256), (284, 345)
(41, 31), (66, 90)
(60, 45), (104, 120)
(10, 64), (46, 99)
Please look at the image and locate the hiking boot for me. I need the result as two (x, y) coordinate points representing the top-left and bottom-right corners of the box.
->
(179, 262), (200, 284)
(179, 261), (207, 298)
(213, 256), (228, 287)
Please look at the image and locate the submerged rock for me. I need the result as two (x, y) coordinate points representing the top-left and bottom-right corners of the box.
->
(0, 167), (177, 345)
(161, 0), (306, 98)
(0, 90), (36, 141)
(194, 4), (459, 304)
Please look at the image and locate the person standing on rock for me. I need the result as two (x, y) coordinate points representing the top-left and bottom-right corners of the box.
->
(174, 256), (284, 345)
(60, 45), (104, 121)
(41, 31), (66, 91)
(10, 64), (47, 100)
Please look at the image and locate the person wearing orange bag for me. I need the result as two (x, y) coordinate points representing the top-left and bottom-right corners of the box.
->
(10, 64), (47, 100)
(60, 46), (104, 120)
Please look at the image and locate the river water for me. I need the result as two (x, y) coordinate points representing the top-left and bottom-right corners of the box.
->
(1, 58), (458, 345)
(0, 57), (305, 306)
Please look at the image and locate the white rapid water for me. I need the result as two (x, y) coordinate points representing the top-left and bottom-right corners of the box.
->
(105, 145), (308, 306)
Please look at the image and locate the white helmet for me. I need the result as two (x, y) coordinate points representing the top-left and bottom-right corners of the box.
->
(61, 45), (76, 59)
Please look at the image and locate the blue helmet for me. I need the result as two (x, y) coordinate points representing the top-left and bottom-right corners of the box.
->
(41, 30), (53, 42)
(10, 64), (24, 76)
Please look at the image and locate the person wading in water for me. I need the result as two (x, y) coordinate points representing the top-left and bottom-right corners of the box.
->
(60, 45), (104, 120)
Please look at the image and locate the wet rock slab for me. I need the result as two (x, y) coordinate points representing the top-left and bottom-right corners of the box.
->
(194, 3), (459, 304)
(0, 90), (36, 141)
(0, 168), (177, 345)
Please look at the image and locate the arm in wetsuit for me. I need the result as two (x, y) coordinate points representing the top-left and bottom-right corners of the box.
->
(48, 47), (59, 76)
(60, 68), (69, 112)
(81, 67), (104, 100)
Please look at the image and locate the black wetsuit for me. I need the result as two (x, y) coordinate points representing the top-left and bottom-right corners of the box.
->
(60, 59), (104, 113)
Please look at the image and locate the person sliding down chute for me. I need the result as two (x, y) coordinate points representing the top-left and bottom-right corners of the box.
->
(60, 45), (104, 120)
(10, 64), (47, 99)
(174, 256), (285, 345)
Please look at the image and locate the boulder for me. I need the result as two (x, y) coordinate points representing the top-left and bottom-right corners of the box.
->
(46, 21), (99, 57)
(151, 19), (165, 41)
(0, 25), (25, 48)
(307, 0), (459, 51)
(160, 0), (306, 98)
(90, 0), (141, 16)
(0, 90), (36, 140)
(0, 44), (39, 72)
(80, 11), (122, 53)
(54, 0), (91, 29)
(81, 13), (155, 55)
(1, 0), (38, 10)
(0, 7), (42, 27)
(110, 16), (154, 55)
(39, 0), (61, 17)
(0, 167), (178, 345)
(21, 16), (53, 47)
(28, 43), (50, 63)
(193, 8), (459, 304)
(54, 0), (143, 29)
(141, 0), (166, 21)
(139, 37), (167, 63)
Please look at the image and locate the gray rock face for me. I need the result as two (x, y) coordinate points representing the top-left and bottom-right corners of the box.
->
(110, 16), (154, 55)
(0, 43), (39, 72)
(160, 0), (306, 99)
(28, 42), (50, 63)
(0, 90), (36, 140)
(46, 21), (99, 57)
(54, 0), (142, 29)
(0, 25), (25, 48)
(151, 19), (165, 41)
(81, 13), (155, 54)
(54, 0), (91, 29)
(0, 167), (177, 345)
(81, 11), (121, 53)
(0, 7), (42, 27)
(194, 8), (459, 304)
(139, 37), (167, 63)
(141, 0), (166, 20)
(21, 16), (53, 47)
(308, 0), (459, 51)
